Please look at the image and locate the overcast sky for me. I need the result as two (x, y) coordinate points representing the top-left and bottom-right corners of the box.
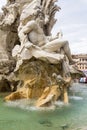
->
(0, 0), (87, 54)
(52, 0), (87, 54)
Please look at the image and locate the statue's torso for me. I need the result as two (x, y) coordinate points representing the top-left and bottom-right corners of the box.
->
(28, 30), (47, 47)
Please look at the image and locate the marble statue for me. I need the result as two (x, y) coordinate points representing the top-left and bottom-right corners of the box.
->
(0, 0), (83, 107)
(12, 0), (75, 71)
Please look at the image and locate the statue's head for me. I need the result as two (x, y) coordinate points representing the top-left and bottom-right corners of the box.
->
(35, 9), (45, 27)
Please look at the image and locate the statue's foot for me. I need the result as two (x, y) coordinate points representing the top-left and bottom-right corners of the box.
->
(69, 59), (78, 65)
(69, 60), (76, 65)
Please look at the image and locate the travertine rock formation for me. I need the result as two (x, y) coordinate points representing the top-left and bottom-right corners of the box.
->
(0, 0), (83, 107)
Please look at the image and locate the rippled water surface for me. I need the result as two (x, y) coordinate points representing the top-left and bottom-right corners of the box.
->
(0, 83), (87, 130)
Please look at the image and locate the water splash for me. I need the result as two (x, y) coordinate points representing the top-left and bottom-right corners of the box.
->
(54, 101), (65, 107)
(69, 96), (83, 100)
(5, 99), (56, 111)
(4, 99), (71, 111)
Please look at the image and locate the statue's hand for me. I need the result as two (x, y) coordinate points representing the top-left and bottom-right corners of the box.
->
(24, 41), (41, 50)
(24, 42), (33, 49)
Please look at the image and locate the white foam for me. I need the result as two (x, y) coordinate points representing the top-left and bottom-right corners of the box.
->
(5, 99), (56, 111)
(55, 101), (64, 106)
(69, 96), (83, 100)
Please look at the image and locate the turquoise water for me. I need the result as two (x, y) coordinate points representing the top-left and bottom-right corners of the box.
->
(0, 83), (87, 130)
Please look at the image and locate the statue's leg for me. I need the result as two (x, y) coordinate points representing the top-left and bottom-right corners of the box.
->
(31, 46), (64, 64)
(62, 41), (74, 64)
(41, 39), (74, 64)
(41, 39), (66, 52)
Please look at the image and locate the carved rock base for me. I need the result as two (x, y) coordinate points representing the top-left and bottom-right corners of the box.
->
(4, 59), (70, 107)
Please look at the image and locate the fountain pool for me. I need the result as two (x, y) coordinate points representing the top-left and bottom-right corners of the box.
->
(0, 83), (87, 130)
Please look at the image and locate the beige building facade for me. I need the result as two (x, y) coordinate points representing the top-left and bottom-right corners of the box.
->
(72, 54), (87, 71)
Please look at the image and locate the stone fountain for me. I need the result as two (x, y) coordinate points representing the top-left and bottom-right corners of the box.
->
(0, 0), (83, 107)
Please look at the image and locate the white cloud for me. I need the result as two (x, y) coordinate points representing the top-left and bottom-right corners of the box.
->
(0, 0), (6, 12)
(70, 41), (87, 54)
(62, 24), (87, 54)
(52, 0), (87, 54)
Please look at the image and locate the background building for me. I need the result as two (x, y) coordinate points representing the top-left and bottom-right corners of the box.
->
(72, 54), (87, 76)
